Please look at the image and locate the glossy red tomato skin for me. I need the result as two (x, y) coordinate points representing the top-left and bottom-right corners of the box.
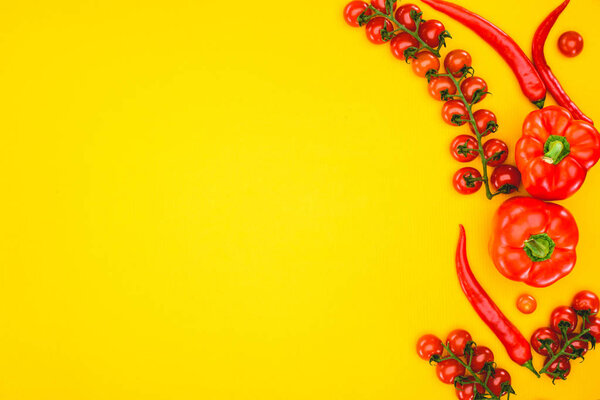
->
(436, 359), (465, 384)
(390, 33), (419, 60)
(343, 1), (370, 27)
(461, 76), (487, 103)
(442, 100), (468, 126)
(371, 0), (394, 12)
(394, 4), (421, 31)
(530, 327), (561, 356)
(516, 294), (537, 314)
(487, 368), (511, 396)
(453, 167), (482, 194)
(544, 356), (571, 379)
(584, 316), (600, 341)
(446, 329), (472, 356)
(470, 346), (494, 373)
(483, 139), (508, 167)
(490, 165), (521, 193)
(444, 50), (472, 77)
(416, 334), (444, 361)
(558, 31), (583, 57)
(411, 51), (440, 77)
(565, 334), (589, 358)
(455, 381), (484, 400)
(550, 306), (578, 334)
(572, 290), (600, 316)
(365, 18), (393, 45)
(418, 20), (445, 48)
(450, 135), (478, 162)
(470, 109), (497, 136)
(428, 76), (456, 100)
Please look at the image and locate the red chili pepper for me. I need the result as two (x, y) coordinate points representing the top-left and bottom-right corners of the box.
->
(456, 225), (539, 376)
(421, 0), (546, 108)
(532, 0), (593, 124)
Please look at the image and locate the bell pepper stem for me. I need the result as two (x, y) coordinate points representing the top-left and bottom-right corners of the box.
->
(543, 140), (564, 164)
(523, 233), (555, 262)
(542, 135), (571, 164)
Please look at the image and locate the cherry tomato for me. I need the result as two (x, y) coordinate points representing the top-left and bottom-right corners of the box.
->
(584, 316), (600, 341)
(544, 356), (571, 379)
(550, 305), (578, 334)
(394, 4), (421, 31)
(565, 334), (589, 358)
(343, 1), (370, 27)
(470, 346), (494, 373)
(490, 165), (520, 193)
(572, 290), (599, 316)
(530, 327), (561, 356)
(450, 135), (478, 162)
(442, 100), (468, 126)
(444, 50), (472, 77)
(436, 359), (465, 384)
(516, 294), (537, 314)
(416, 334), (444, 361)
(411, 51), (440, 77)
(453, 167), (482, 195)
(483, 139), (508, 167)
(470, 109), (497, 136)
(418, 20), (445, 48)
(390, 33), (419, 60)
(366, 18), (393, 45)
(455, 381), (484, 400)
(460, 76), (487, 104)
(371, 0), (395, 12)
(487, 368), (511, 396)
(558, 31), (583, 57)
(446, 329), (472, 356)
(428, 76), (456, 100)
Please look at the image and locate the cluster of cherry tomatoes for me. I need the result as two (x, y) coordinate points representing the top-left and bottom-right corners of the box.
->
(530, 290), (600, 381)
(416, 330), (513, 399)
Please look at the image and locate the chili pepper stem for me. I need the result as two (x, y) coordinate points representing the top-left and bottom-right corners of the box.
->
(522, 359), (541, 377)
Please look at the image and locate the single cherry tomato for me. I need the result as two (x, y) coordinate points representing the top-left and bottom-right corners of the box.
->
(411, 51), (440, 77)
(544, 356), (571, 379)
(442, 100), (468, 126)
(516, 294), (537, 314)
(483, 139), (508, 167)
(343, 1), (370, 27)
(436, 359), (465, 384)
(530, 327), (561, 356)
(565, 333), (589, 358)
(487, 368), (511, 396)
(394, 3), (421, 31)
(584, 316), (600, 341)
(470, 109), (497, 136)
(390, 33), (419, 60)
(446, 329), (472, 356)
(455, 381), (484, 400)
(470, 346), (494, 373)
(450, 135), (478, 162)
(416, 334), (444, 361)
(428, 76), (456, 100)
(558, 31), (583, 57)
(460, 76), (487, 104)
(572, 290), (600, 316)
(444, 50), (472, 77)
(490, 165), (520, 193)
(550, 306), (578, 334)
(365, 18), (393, 45)
(453, 167), (482, 195)
(418, 20), (445, 48)
(371, 0), (395, 12)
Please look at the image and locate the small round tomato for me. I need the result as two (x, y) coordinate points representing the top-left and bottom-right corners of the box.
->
(390, 32), (419, 60)
(371, 0), (395, 12)
(550, 306), (578, 334)
(544, 356), (571, 380)
(572, 290), (599, 316)
(444, 49), (472, 77)
(470, 109), (497, 136)
(411, 51), (440, 77)
(487, 368), (511, 396)
(460, 76), (487, 103)
(436, 359), (465, 384)
(531, 327), (561, 356)
(565, 334), (589, 358)
(428, 76), (456, 100)
(450, 135), (478, 162)
(483, 139), (508, 167)
(455, 381), (484, 400)
(490, 165), (520, 193)
(366, 18), (393, 45)
(394, 3), (421, 31)
(418, 20), (445, 48)
(585, 316), (600, 341)
(343, 1), (370, 27)
(516, 294), (537, 314)
(470, 346), (494, 373)
(416, 334), (444, 361)
(453, 167), (482, 195)
(558, 31), (583, 57)
(446, 329), (472, 356)
(442, 100), (468, 126)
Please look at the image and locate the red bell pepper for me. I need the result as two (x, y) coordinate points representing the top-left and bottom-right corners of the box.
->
(515, 106), (600, 200)
(489, 197), (578, 288)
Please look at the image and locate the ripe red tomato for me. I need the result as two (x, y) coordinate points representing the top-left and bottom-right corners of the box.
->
(371, 0), (395, 12)
(558, 31), (583, 57)
(488, 368), (511, 396)
(565, 334), (589, 358)
(455, 381), (484, 400)
(490, 165), (520, 193)
(343, 1), (370, 27)
(394, 4), (421, 31)
(418, 20), (445, 48)
(530, 327), (561, 356)
(450, 135), (478, 162)
(446, 329), (472, 356)
(550, 306), (578, 334)
(516, 294), (537, 314)
(390, 33), (419, 60)
(365, 18), (393, 45)
(453, 167), (482, 195)
(416, 334), (444, 361)
(435, 359), (465, 384)
(428, 76), (456, 100)
(460, 76), (487, 103)
(483, 139), (508, 167)
(470, 346), (494, 373)
(411, 51), (439, 77)
(572, 290), (599, 316)
(544, 356), (571, 379)
(444, 50), (472, 77)
(585, 316), (600, 341)
(469, 109), (497, 136)
(442, 100), (468, 126)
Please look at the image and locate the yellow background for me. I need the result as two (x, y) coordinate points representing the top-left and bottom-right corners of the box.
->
(0, 0), (599, 398)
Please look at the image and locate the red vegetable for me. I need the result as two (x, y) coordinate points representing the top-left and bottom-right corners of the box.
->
(446, 329), (472, 356)
(470, 346), (494, 373)
(343, 1), (370, 27)
(532, 0), (592, 124)
(558, 31), (583, 57)
(453, 167), (481, 194)
(436, 359), (466, 384)
(487, 368), (512, 396)
(530, 327), (560, 356)
(450, 135), (478, 162)
(572, 290), (600, 316)
(456, 225), (538, 375)
(550, 306), (578, 334)
(416, 334), (444, 360)
(490, 165), (520, 193)
(482, 139), (508, 167)
(516, 294), (537, 314)
(421, 0), (546, 108)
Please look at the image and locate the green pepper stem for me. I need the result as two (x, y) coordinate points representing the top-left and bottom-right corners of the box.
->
(523, 233), (555, 262)
(543, 140), (564, 164)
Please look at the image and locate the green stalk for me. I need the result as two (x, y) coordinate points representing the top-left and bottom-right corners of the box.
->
(539, 328), (592, 377)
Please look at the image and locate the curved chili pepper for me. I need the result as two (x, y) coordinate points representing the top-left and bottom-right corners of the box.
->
(456, 225), (539, 376)
(532, 0), (593, 124)
(421, 0), (546, 108)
